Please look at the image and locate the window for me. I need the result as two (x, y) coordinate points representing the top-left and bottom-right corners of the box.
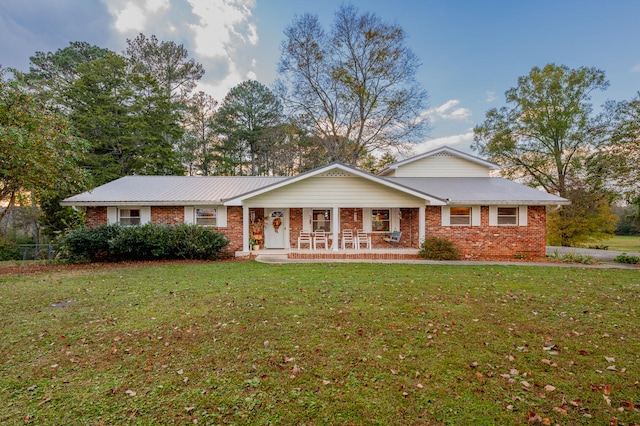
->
(371, 209), (390, 232)
(312, 209), (331, 232)
(196, 208), (217, 226)
(497, 207), (518, 225)
(449, 207), (471, 225)
(119, 209), (140, 226)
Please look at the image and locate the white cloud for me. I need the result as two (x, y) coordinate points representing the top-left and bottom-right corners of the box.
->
(632, 64), (640, 73)
(411, 132), (475, 156)
(485, 90), (496, 102)
(422, 99), (472, 123)
(188, 0), (257, 58)
(113, 2), (146, 32)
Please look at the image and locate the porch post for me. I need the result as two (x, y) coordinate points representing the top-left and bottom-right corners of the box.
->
(419, 205), (426, 245)
(243, 206), (250, 252)
(332, 206), (339, 251)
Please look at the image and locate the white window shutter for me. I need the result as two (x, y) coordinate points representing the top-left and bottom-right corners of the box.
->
(518, 206), (528, 226)
(391, 208), (400, 231)
(441, 206), (450, 226)
(302, 208), (312, 232)
(107, 207), (117, 224)
(216, 206), (227, 227)
(489, 206), (498, 226)
(362, 208), (372, 231)
(472, 206), (481, 226)
(184, 207), (194, 224)
(141, 207), (151, 224)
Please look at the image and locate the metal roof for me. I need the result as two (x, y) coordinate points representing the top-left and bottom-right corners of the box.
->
(61, 175), (288, 206)
(386, 177), (570, 205)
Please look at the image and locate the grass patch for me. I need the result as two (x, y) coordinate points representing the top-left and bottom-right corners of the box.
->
(1, 261), (639, 425)
(588, 235), (640, 252)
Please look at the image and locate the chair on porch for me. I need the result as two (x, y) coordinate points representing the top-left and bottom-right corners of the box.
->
(313, 229), (329, 250)
(383, 230), (402, 243)
(297, 231), (312, 249)
(341, 229), (356, 249)
(356, 230), (372, 249)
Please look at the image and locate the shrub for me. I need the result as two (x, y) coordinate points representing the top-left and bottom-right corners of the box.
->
(547, 250), (594, 264)
(58, 224), (229, 263)
(0, 238), (22, 261)
(418, 237), (461, 260)
(614, 253), (640, 265)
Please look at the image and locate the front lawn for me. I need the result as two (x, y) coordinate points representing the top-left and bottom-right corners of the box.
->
(0, 261), (638, 425)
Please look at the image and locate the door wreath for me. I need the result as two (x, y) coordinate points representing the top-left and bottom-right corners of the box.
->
(272, 217), (282, 233)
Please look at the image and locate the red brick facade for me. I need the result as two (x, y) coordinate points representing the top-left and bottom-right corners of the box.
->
(425, 205), (546, 258)
(85, 205), (547, 258)
(86, 207), (107, 228)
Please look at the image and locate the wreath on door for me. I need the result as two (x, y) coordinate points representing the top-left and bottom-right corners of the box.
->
(272, 217), (282, 233)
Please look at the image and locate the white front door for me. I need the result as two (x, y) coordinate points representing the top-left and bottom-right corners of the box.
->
(264, 209), (287, 249)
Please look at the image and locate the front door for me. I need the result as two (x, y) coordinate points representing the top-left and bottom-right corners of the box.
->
(264, 209), (287, 249)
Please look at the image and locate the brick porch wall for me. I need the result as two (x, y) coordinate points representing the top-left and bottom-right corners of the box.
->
(425, 206), (547, 257)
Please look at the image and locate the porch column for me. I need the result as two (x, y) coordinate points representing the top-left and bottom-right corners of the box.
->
(332, 206), (339, 251)
(419, 205), (426, 245)
(243, 206), (250, 252)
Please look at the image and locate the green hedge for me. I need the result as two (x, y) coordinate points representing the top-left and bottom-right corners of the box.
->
(58, 224), (230, 263)
(418, 236), (461, 260)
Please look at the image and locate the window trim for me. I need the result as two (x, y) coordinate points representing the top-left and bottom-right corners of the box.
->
(195, 207), (217, 227)
(119, 208), (141, 226)
(497, 207), (518, 226)
(371, 208), (391, 233)
(311, 209), (332, 232)
(449, 206), (472, 226)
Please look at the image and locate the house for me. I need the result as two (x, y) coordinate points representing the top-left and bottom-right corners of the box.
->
(61, 146), (569, 258)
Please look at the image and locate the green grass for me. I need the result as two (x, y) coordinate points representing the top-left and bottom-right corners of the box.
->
(589, 235), (640, 252)
(1, 261), (638, 425)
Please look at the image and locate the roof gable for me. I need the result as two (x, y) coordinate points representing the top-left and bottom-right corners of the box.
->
(379, 146), (499, 177)
(223, 162), (446, 206)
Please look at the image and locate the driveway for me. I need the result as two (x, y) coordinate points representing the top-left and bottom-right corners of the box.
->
(546, 246), (640, 262)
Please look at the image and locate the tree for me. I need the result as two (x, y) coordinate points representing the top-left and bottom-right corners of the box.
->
(473, 64), (609, 197)
(0, 69), (88, 225)
(180, 91), (219, 175)
(213, 80), (283, 175)
(11, 41), (111, 106)
(601, 93), (640, 202)
(125, 34), (204, 103)
(278, 4), (428, 165)
(473, 64), (612, 246)
(64, 53), (184, 185)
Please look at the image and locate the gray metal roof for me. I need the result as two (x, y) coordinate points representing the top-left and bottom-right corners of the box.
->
(61, 176), (288, 206)
(62, 173), (569, 207)
(386, 177), (569, 205)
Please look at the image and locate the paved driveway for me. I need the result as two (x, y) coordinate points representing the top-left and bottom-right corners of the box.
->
(546, 246), (640, 262)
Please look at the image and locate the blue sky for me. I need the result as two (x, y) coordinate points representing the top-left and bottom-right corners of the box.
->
(2, 0), (639, 154)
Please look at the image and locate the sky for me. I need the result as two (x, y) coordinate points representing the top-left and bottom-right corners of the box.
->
(2, 0), (640, 155)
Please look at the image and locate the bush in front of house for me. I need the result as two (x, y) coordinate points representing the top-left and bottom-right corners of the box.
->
(58, 224), (229, 263)
(418, 236), (462, 260)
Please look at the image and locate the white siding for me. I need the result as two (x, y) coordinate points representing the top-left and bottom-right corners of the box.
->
(245, 175), (424, 207)
(394, 154), (491, 177)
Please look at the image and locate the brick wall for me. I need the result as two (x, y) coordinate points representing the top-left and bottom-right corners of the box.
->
(86, 207), (107, 228)
(425, 206), (546, 258)
(151, 206), (184, 225)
